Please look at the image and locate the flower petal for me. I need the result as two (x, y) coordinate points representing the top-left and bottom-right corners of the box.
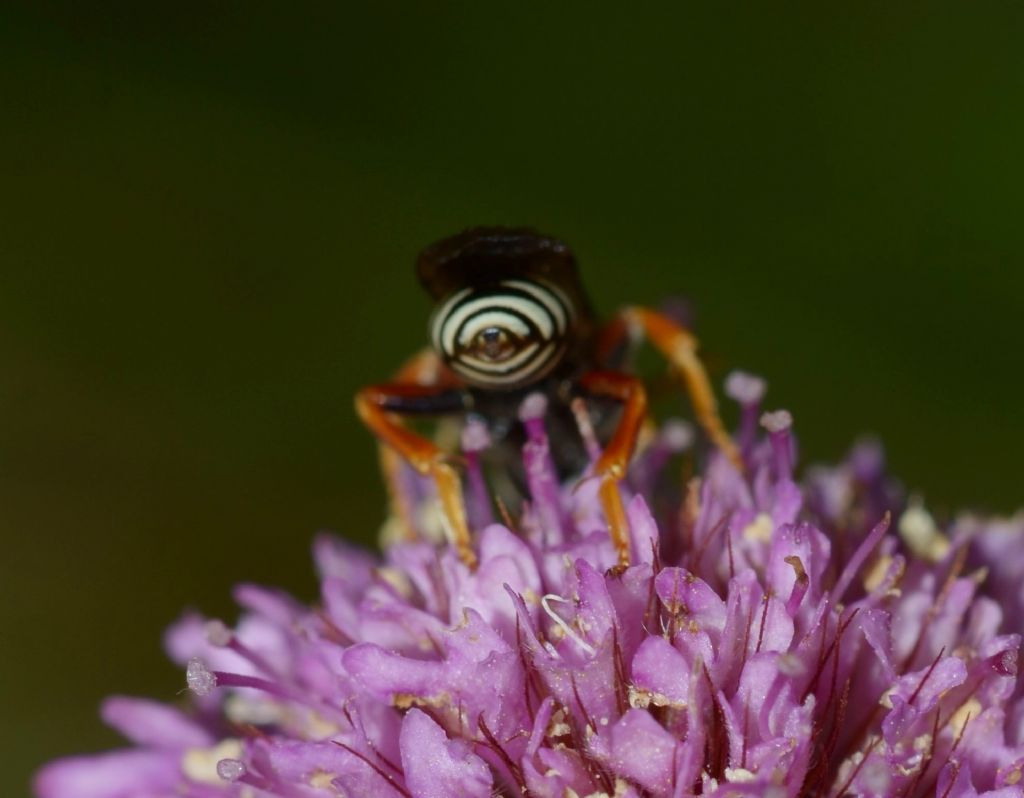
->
(34, 750), (180, 798)
(399, 709), (493, 798)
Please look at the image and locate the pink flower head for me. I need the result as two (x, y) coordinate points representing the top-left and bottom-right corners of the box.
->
(35, 372), (1024, 797)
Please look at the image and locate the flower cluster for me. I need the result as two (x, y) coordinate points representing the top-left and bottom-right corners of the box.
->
(36, 373), (1024, 797)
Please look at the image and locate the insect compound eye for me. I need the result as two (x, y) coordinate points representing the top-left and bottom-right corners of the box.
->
(429, 278), (575, 388)
(473, 326), (517, 362)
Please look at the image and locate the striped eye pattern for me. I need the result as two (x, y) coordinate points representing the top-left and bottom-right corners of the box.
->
(429, 279), (575, 388)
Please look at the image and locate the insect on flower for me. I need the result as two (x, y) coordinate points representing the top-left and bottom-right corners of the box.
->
(356, 227), (743, 570)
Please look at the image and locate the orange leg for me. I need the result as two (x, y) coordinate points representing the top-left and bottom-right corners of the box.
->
(596, 307), (743, 471)
(374, 349), (462, 544)
(579, 370), (648, 569)
(356, 382), (476, 568)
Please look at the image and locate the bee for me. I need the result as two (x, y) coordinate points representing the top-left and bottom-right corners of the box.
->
(356, 227), (740, 570)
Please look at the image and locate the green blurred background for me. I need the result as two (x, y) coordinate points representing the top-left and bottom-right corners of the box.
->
(3, 2), (1023, 792)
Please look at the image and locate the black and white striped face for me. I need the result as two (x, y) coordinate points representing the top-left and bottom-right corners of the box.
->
(429, 278), (576, 389)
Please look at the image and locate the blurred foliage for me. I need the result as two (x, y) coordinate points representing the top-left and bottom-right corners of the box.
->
(2, 2), (1023, 792)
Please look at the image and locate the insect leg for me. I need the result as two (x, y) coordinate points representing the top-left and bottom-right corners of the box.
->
(598, 307), (743, 471)
(579, 370), (649, 569)
(375, 349), (461, 543)
(355, 382), (476, 568)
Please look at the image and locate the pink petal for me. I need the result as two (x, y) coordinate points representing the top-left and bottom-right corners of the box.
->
(34, 749), (180, 798)
(399, 709), (492, 798)
(100, 696), (213, 749)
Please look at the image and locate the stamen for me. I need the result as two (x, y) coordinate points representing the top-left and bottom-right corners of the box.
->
(212, 671), (293, 700)
(760, 409), (794, 477)
(186, 657), (217, 697)
(541, 594), (596, 656)
(203, 620), (232, 648)
(660, 419), (695, 452)
(726, 371), (767, 456)
(518, 391), (548, 430)
(784, 555), (809, 615)
(216, 759), (246, 782)
(725, 371), (767, 406)
(460, 415), (491, 453)
(460, 416), (493, 530)
(759, 409), (792, 435)
(519, 394), (566, 545)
